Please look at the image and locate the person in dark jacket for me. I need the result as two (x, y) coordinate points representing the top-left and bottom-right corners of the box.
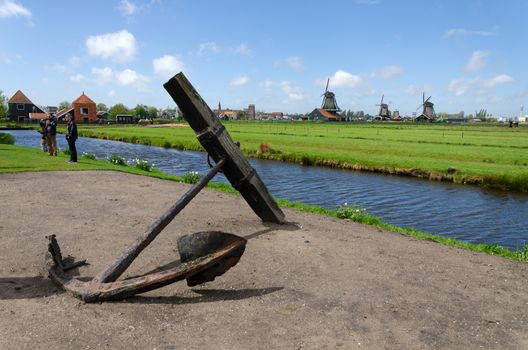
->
(65, 113), (78, 163)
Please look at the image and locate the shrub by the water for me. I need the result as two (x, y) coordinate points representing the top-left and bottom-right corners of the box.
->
(108, 154), (127, 166)
(81, 152), (96, 160)
(182, 170), (201, 184)
(336, 203), (381, 225)
(0, 132), (15, 145)
(132, 159), (154, 172)
(62, 149), (71, 156)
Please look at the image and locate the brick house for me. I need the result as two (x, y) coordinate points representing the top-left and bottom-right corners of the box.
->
(56, 92), (97, 123)
(72, 92), (97, 122)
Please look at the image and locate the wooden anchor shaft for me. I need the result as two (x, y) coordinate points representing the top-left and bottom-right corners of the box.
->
(93, 158), (226, 283)
(164, 72), (285, 224)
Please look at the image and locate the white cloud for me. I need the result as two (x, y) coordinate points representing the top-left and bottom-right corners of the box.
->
(50, 56), (81, 73)
(69, 74), (85, 83)
(483, 74), (513, 88)
(230, 75), (249, 87)
(91, 67), (114, 84)
(259, 80), (273, 93)
(376, 65), (404, 79)
(447, 79), (471, 97)
(115, 69), (149, 90)
(231, 44), (252, 57)
(0, 0), (31, 19)
(447, 74), (513, 97)
(280, 81), (305, 101)
(118, 0), (138, 16)
(317, 70), (361, 89)
(197, 42), (219, 56)
(443, 26), (499, 39)
(86, 30), (137, 63)
(285, 56), (304, 72)
(465, 50), (490, 72)
(152, 55), (184, 79)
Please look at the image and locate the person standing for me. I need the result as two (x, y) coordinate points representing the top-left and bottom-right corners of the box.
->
(38, 119), (48, 152)
(65, 113), (78, 163)
(46, 115), (58, 156)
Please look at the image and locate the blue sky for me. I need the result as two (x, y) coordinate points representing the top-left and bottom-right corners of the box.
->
(0, 0), (526, 116)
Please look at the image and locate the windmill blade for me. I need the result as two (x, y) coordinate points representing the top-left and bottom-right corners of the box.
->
(416, 103), (424, 111)
(422, 92), (425, 103)
(424, 96), (432, 103)
(325, 78), (330, 93)
(380, 94), (384, 105)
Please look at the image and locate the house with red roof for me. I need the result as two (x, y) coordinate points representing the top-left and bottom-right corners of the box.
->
(7, 90), (44, 122)
(56, 92), (97, 123)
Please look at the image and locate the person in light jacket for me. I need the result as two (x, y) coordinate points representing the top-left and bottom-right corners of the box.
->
(46, 115), (58, 156)
(65, 113), (78, 163)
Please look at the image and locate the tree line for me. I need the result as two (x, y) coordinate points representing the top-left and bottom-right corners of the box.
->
(58, 100), (176, 119)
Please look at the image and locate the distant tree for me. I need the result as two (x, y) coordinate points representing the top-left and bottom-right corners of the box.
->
(476, 109), (488, 121)
(96, 103), (108, 111)
(58, 101), (71, 110)
(147, 106), (159, 118)
(109, 103), (130, 118)
(133, 104), (148, 118)
(236, 111), (245, 120)
(0, 90), (7, 118)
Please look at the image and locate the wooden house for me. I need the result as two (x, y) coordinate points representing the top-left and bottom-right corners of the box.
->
(116, 114), (135, 124)
(7, 90), (44, 122)
(308, 108), (342, 121)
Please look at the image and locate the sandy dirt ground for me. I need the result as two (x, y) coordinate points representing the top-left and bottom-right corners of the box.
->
(0, 171), (527, 350)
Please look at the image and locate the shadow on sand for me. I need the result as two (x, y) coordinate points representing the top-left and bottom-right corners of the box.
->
(0, 223), (297, 302)
(126, 287), (284, 305)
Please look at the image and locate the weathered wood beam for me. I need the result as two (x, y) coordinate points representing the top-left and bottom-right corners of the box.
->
(93, 158), (226, 283)
(49, 237), (246, 302)
(164, 73), (285, 224)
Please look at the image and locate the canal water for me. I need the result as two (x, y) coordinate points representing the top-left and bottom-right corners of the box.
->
(6, 130), (528, 250)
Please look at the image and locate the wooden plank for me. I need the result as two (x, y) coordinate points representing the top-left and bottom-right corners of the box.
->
(164, 72), (285, 224)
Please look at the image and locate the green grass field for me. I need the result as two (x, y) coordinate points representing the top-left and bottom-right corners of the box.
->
(1, 143), (527, 261)
(72, 121), (528, 191)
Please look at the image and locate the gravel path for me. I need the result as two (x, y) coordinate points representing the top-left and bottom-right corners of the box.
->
(0, 171), (527, 350)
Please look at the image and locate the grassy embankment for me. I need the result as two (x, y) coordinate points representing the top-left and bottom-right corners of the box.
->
(1, 142), (527, 262)
(71, 122), (528, 192)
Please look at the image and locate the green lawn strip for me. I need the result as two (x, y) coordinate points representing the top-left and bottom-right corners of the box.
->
(1, 143), (527, 262)
(64, 123), (528, 191)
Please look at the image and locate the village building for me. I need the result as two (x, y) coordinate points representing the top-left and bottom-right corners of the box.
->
(308, 79), (343, 121)
(44, 106), (58, 115)
(96, 111), (111, 122)
(416, 93), (436, 122)
(7, 90), (44, 122)
(56, 92), (97, 123)
(116, 114), (135, 124)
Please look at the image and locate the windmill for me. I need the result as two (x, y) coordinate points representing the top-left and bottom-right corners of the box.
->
(321, 78), (341, 113)
(376, 94), (390, 120)
(416, 92), (436, 121)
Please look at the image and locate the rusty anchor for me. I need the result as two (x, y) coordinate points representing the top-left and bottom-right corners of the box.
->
(47, 73), (285, 302)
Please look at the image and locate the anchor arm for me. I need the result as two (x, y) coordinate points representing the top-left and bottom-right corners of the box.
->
(93, 158), (226, 283)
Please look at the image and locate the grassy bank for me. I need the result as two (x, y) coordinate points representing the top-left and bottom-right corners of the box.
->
(68, 122), (528, 192)
(1, 143), (526, 262)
